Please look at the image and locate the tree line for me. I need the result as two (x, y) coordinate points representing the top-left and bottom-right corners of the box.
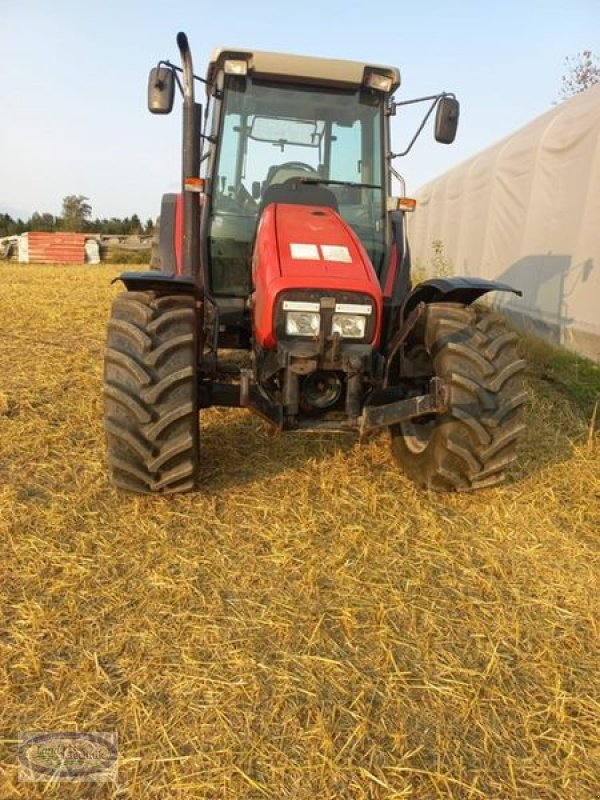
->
(0, 195), (154, 238)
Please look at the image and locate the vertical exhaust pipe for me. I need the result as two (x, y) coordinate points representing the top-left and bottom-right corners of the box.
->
(176, 32), (201, 283)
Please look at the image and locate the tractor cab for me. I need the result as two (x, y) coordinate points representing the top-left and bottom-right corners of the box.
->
(203, 48), (399, 301)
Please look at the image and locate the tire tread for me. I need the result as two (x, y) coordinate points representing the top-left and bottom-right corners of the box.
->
(103, 291), (199, 494)
(392, 303), (527, 491)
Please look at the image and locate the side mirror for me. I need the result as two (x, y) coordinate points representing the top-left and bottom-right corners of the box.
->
(434, 96), (460, 144)
(251, 181), (261, 200)
(148, 67), (175, 114)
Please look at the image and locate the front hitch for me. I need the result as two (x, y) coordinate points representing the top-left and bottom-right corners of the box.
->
(359, 377), (448, 435)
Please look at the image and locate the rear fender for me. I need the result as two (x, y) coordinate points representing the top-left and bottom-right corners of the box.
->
(402, 276), (521, 319)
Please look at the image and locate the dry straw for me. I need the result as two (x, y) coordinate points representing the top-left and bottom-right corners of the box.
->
(0, 265), (599, 799)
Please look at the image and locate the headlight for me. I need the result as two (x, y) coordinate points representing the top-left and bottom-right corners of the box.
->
(285, 310), (321, 336)
(332, 313), (367, 339)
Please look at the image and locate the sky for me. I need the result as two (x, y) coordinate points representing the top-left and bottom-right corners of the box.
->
(1, 0), (598, 222)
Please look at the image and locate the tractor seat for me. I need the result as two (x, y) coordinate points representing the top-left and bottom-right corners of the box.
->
(259, 178), (339, 214)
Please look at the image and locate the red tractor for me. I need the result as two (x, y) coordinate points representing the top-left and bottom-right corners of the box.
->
(104, 33), (526, 494)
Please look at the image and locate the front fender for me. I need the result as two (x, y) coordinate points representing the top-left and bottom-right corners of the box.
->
(402, 276), (521, 319)
(113, 271), (201, 297)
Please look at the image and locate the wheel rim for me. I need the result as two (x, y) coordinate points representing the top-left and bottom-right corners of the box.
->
(397, 343), (436, 454)
(399, 417), (435, 454)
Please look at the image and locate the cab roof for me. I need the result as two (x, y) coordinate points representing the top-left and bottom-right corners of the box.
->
(206, 47), (400, 93)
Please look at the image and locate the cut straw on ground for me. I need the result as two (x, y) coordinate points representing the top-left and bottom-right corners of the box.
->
(0, 265), (599, 799)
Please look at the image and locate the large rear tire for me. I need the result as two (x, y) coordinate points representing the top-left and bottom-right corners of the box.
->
(103, 291), (199, 494)
(391, 303), (527, 491)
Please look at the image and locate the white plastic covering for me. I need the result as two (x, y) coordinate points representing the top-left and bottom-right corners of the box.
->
(409, 84), (600, 361)
(18, 233), (28, 263)
(84, 238), (101, 264)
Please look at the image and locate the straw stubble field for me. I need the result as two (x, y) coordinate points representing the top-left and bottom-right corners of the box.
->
(0, 264), (599, 799)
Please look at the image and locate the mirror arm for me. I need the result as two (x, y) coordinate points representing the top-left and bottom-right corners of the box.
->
(392, 91), (453, 110)
(157, 61), (183, 96)
(389, 97), (439, 159)
(160, 59), (208, 87)
(388, 92), (454, 159)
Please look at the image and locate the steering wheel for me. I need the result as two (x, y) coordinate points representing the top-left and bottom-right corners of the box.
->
(264, 161), (319, 188)
(276, 161), (318, 173)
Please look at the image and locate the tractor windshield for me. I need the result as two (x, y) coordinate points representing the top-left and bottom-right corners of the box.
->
(208, 75), (385, 297)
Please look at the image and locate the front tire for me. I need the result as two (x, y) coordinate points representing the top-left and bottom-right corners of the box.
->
(103, 291), (199, 494)
(391, 303), (527, 491)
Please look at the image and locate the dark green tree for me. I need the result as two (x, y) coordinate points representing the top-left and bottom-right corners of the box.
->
(29, 212), (57, 232)
(0, 214), (14, 237)
(61, 195), (92, 231)
(0, 214), (26, 236)
(129, 214), (142, 234)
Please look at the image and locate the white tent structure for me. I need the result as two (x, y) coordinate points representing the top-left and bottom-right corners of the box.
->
(409, 84), (600, 361)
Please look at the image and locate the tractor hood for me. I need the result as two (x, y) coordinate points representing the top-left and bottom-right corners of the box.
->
(252, 203), (383, 349)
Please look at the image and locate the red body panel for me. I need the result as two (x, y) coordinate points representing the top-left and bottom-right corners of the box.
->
(253, 204), (383, 349)
(175, 193), (183, 274)
(383, 242), (397, 298)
